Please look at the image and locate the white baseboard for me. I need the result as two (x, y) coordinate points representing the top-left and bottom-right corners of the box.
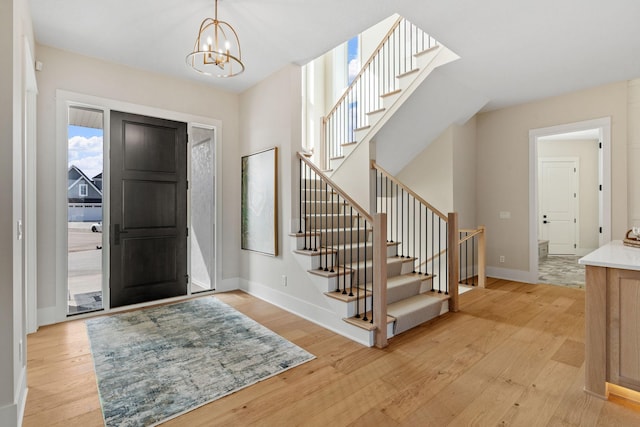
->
(238, 278), (373, 347)
(486, 266), (537, 284)
(215, 277), (240, 293)
(0, 367), (27, 427)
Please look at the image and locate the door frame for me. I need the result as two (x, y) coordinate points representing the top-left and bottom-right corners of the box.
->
(538, 157), (579, 255)
(529, 117), (611, 282)
(49, 90), (222, 325)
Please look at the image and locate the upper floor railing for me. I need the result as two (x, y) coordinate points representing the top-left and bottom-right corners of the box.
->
(321, 17), (438, 170)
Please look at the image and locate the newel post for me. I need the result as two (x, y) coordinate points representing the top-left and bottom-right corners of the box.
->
(373, 213), (388, 348)
(478, 225), (486, 288)
(448, 212), (459, 312)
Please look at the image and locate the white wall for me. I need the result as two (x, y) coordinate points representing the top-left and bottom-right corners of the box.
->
(538, 139), (599, 254)
(0, 0), (33, 424)
(34, 45), (241, 316)
(477, 81), (628, 275)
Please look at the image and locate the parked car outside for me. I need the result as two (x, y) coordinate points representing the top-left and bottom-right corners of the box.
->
(91, 222), (102, 232)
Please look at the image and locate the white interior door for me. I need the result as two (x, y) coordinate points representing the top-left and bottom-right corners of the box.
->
(540, 158), (578, 255)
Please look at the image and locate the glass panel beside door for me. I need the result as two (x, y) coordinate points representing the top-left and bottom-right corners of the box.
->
(190, 126), (216, 293)
(67, 106), (104, 315)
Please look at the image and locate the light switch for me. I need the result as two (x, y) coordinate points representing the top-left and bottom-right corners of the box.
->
(17, 220), (22, 240)
(499, 211), (511, 219)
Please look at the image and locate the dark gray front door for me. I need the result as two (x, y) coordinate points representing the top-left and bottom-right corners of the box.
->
(110, 111), (187, 308)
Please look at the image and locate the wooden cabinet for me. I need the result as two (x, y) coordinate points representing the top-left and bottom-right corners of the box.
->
(585, 265), (640, 398)
(608, 268), (640, 391)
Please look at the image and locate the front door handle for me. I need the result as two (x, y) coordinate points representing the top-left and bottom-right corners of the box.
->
(113, 224), (128, 245)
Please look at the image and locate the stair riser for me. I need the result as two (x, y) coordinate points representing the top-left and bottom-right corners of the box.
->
(333, 244), (398, 265)
(302, 189), (333, 201)
(350, 262), (404, 286)
(388, 281), (421, 305)
(326, 295), (372, 319)
(306, 215), (358, 230)
(301, 179), (325, 190)
(303, 202), (346, 215)
(292, 234), (321, 251)
(321, 228), (370, 246)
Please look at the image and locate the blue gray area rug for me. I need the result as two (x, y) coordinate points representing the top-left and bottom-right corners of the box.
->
(86, 297), (315, 426)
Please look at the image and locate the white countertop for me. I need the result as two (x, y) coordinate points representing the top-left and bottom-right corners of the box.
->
(579, 240), (640, 271)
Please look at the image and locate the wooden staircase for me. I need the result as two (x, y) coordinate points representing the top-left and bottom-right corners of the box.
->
(291, 175), (451, 345)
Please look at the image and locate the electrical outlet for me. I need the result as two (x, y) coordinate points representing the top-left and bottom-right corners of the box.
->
(19, 339), (23, 362)
(499, 255), (505, 263)
(282, 275), (287, 287)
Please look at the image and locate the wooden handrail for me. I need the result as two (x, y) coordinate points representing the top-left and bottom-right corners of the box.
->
(459, 229), (483, 244)
(371, 160), (448, 221)
(297, 152), (373, 223)
(324, 16), (403, 121)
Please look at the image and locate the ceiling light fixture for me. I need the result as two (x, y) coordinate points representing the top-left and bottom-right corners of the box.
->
(186, 0), (245, 78)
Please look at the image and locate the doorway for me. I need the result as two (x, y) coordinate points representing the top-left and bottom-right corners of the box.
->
(529, 118), (611, 286)
(53, 91), (221, 324)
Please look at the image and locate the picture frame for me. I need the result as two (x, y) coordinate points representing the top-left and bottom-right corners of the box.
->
(241, 147), (278, 256)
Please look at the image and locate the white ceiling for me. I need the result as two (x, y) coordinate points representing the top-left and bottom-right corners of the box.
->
(29, 0), (640, 111)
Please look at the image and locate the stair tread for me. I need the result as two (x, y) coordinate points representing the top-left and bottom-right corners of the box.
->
(341, 141), (358, 147)
(381, 89), (401, 98)
(289, 231), (321, 237)
(318, 226), (370, 232)
(305, 212), (362, 218)
(343, 256), (416, 271)
(325, 289), (371, 303)
(294, 248), (337, 257)
(414, 45), (440, 58)
(366, 108), (385, 115)
(308, 266), (351, 278)
(358, 272), (435, 293)
(354, 125), (371, 132)
(343, 313), (394, 331)
(397, 68), (420, 79)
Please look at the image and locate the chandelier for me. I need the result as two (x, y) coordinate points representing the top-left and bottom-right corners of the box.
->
(186, 0), (245, 78)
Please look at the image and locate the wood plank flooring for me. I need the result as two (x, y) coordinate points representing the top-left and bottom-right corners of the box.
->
(23, 279), (640, 426)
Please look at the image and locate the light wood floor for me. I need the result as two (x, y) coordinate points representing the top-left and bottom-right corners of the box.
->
(24, 279), (640, 426)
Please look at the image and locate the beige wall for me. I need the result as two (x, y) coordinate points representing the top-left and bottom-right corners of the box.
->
(34, 45), (241, 313)
(477, 81), (628, 273)
(397, 126), (454, 214)
(629, 79), (640, 228)
(239, 64), (311, 297)
(395, 117), (478, 227)
(1, 0), (33, 422)
(453, 116), (477, 229)
(538, 139), (599, 253)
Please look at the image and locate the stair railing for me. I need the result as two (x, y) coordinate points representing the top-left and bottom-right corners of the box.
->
(321, 17), (438, 170)
(298, 152), (388, 347)
(459, 226), (486, 288)
(372, 160), (453, 292)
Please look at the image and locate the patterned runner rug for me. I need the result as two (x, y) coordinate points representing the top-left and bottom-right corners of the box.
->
(86, 296), (315, 426)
